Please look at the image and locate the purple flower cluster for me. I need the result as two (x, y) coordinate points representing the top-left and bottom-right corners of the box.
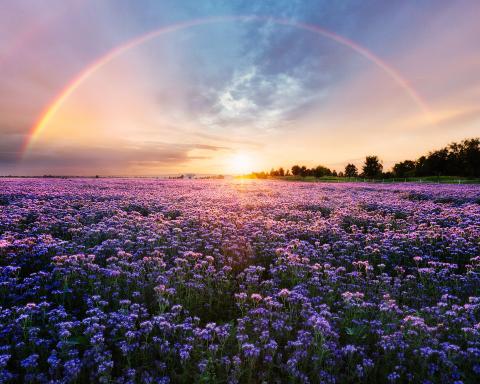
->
(0, 178), (479, 383)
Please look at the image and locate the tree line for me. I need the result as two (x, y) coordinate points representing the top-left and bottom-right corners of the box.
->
(250, 137), (480, 179)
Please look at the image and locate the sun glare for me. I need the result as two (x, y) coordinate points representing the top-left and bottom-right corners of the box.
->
(228, 153), (253, 175)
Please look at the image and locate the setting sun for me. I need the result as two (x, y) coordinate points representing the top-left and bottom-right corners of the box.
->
(228, 153), (254, 175)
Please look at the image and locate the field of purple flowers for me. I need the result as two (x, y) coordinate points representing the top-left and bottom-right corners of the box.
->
(0, 178), (479, 383)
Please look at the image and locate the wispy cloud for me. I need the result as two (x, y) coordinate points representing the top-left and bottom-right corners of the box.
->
(200, 65), (319, 134)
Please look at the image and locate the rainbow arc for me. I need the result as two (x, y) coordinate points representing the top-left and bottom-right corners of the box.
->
(22, 15), (432, 157)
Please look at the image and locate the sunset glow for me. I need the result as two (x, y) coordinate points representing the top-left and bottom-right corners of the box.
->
(1, 1), (479, 176)
(228, 152), (254, 175)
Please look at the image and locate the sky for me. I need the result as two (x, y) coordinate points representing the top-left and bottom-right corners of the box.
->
(0, 0), (479, 176)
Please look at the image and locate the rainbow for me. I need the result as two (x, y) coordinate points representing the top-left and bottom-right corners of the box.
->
(22, 15), (432, 156)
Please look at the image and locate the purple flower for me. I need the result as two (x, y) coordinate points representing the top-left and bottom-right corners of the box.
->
(20, 354), (39, 370)
(0, 354), (10, 369)
(242, 343), (260, 358)
(64, 358), (81, 378)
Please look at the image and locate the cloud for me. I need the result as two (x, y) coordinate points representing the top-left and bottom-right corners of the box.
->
(10, 141), (226, 175)
(199, 65), (319, 134)
(194, 143), (230, 151)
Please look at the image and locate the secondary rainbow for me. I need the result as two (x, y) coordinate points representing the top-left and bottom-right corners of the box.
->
(22, 15), (432, 156)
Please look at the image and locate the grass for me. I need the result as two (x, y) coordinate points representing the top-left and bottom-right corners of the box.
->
(254, 175), (480, 184)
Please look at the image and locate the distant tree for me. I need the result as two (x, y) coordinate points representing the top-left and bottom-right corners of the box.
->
(291, 165), (301, 176)
(312, 165), (331, 178)
(414, 141), (475, 177)
(393, 160), (416, 178)
(426, 148), (450, 176)
(338, 171), (344, 177)
(447, 141), (463, 176)
(448, 138), (480, 177)
(258, 137), (479, 180)
(332, 170), (338, 177)
(415, 156), (429, 176)
(270, 167), (285, 177)
(344, 163), (358, 177)
(461, 138), (480, 177)
(300, 166), (308, 177)
(396, 137), (479, 178)
(362, 156), (383, 178)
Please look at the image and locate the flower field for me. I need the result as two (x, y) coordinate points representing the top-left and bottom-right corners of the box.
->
(0, 178), (479, 383)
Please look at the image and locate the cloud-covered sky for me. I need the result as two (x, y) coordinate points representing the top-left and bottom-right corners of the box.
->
(1, 0), (479, 175)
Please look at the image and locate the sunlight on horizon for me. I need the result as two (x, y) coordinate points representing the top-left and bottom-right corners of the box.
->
(227, 153), (255, 175)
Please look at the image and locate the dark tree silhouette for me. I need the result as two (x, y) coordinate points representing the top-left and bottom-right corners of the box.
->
(290, 164), (333, 177)
(344, 163), (358, 177)
(291, 165), (301, 176)
(269, 167), (286, 177)
(362, 156), (383, 178)
(393, 160), (416, 178)
(408, 138), (479, 178)
(312, 165), (332, 178)
(300, 166), (308, 177)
